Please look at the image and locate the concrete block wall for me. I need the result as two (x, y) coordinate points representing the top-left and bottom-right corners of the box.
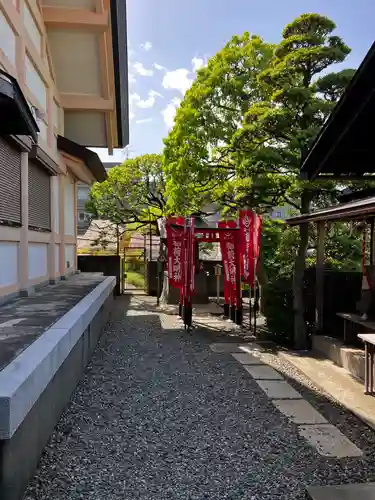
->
(0, 276), (116, 500)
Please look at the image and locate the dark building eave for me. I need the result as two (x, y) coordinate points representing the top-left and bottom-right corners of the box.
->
(300, 41), (375, 181)
(0, 70), (39, 142)
(286, 196), (375, 226)
(339, 187), (375, 203)
(110, 0), (129, 148)
(57, 135), (107, 182)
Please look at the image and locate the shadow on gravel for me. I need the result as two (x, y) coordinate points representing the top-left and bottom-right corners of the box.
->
(23, 293), (375, 500)
(121, 294), (375, 464)
(245, 342), (375, 455)
(121, 301), (375, 496)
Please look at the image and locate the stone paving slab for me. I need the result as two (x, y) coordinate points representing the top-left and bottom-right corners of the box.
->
(238, 343), (265, 353)
(256, 379), (304, 399)
(0, 326), (41, 339)
(243, 365), (284, 380)
(279, 350), (375, 431)
(272, 399), (328, 425)
(232, 352), (263, 365)
(298, 424), (363, 458)
(0, 273), (106, 372)
(307, 482), (375, 500)
(210, 342), (246, 353)
(23, 298), (375, 500)
(228, 342), (364, 459)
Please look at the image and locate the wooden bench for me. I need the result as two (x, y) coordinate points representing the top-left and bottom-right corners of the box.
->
(336, 312), (375, 344)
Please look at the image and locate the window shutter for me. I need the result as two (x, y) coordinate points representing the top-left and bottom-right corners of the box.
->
(0, 138), (21, 225)
(28, 161), (51, 231)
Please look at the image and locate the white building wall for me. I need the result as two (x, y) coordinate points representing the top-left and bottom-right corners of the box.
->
(64, 177), (75, 236)
(25, 55), (47, 110)
(23, 2), (42, 54)
(64, 244), (75, 270)
(0, 9), (16, 66)
(55, 244), (60, 274)
(28, 243), (48, 280)
(270, 205), (295, 221)
(0, 242), (18, 286)
(37, 119), (48, 143)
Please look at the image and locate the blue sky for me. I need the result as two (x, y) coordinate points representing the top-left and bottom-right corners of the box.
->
(94, 0), (375, 164)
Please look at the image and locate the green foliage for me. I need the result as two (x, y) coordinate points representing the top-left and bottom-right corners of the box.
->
(164, 14), (357, 217)
(262, 219), (362, 279)
(262, 279), (294, 346)
(261, 219), (361, 345)
(125, 270), (145, 289)
(164, 12), (359, 347)
(88, 154), (166, 229)
(322, 223), (362, 271)
(163, 32), (274, 213)
(235, 13), (354, 213)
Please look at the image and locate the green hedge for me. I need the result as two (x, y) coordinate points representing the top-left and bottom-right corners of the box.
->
(262, 278), (294, 346)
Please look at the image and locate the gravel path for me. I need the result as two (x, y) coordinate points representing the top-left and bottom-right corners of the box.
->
(24, 296), (375, 500)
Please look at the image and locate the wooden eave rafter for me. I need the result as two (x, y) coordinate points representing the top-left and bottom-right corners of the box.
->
(60, 93), (114, 111)
(42, 6), (109, 33)
(96, 0), (116, 152)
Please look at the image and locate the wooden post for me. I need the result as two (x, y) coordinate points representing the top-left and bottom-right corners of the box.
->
(316, 221), (326, 333)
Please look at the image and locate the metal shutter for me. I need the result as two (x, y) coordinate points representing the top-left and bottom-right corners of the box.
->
(0, 138), (21, 225)
(28, 161), (51, 231)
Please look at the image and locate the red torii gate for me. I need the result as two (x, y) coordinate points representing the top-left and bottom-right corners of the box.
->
(166, 212), (262, 329)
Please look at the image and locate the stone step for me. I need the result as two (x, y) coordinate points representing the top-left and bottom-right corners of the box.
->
(307, 483), (375, 500)
(279, 350), (375, 430)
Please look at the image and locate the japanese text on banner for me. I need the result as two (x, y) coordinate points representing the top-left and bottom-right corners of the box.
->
(166, 220), (184, 289)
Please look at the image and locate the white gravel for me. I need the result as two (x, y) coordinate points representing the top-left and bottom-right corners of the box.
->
(24, 296), (375, 500)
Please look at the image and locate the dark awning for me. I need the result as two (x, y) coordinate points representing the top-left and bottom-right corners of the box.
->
(339, 187), (375, 203)
(286, 197), (375, 226)
(0, 70), (39, 142)
(300, 41), (375, 181)
(29, 144), (59, 175)
(57, 135), (107, 182)
(110, 0), (129, 148)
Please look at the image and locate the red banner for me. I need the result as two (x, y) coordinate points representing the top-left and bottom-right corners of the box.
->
(253, 214), (262, 284)
(227, 220), (238, 307)
(189, 217), (196, 294)
(218, 222), (229, 304)
(219, 220), (238, 306)
(239, 210), (262, 286)
(239, 210), (252, 282)
(166, 219), (184, 288)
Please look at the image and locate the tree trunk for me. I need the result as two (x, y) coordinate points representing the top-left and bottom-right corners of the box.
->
(257, 247), (267, 315)
(293, 190), (311, 350)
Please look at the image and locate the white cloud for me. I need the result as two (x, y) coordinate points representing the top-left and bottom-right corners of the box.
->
(140, 41), (152, 51)
(162, 69), (192, 95)
(129, 93), (140, 120)
(162, 97), (181, 128)
(128, 73), (136, 84)
(130, 90), (163, 109)
(192, 57), (204, 71)
(136, 118), (153, 124)
(154, 63), (165, 71)
(133, 62), (154, 76)
(149, 90), (164, 99)
(137, 98), (155, 109)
